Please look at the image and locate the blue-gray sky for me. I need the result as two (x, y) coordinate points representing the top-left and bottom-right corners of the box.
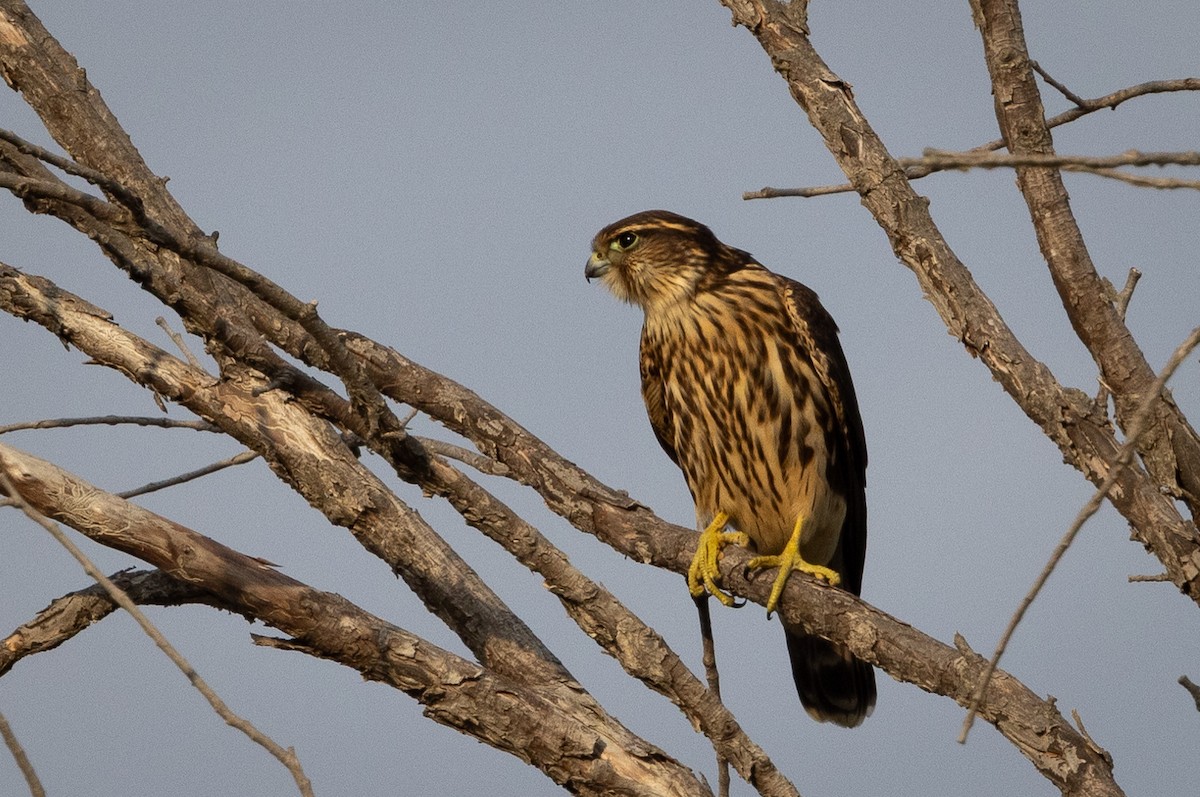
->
(2, 3), (1198, 795)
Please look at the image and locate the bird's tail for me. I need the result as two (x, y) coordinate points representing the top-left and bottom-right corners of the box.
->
(785, 628), (876, 728)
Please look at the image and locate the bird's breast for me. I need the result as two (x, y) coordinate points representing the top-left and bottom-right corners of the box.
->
(642, 286), (845, 560)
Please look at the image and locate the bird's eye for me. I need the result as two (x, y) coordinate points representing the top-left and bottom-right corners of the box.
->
(614, 232), (639, 251)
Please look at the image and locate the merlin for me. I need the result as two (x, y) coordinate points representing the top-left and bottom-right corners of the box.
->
(586, 210), (875, 726)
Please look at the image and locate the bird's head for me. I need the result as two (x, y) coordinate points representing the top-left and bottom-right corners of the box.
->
(586, 210), (740, 313)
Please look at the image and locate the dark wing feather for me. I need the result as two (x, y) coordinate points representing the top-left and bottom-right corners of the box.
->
(779, 276), (868, 595)
(639, 327), (680, 467)
(780, 274), (875, 726)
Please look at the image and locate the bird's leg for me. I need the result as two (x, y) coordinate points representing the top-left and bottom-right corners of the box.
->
(687, 510), (750, 607)
(747, 515), (841, 616)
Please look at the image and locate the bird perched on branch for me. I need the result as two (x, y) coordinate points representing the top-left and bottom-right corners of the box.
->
(585, 210), (875, 726)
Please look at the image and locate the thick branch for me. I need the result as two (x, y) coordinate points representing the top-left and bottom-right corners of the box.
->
(590, 497), (1123, 797)
(1, 569), (221, 677)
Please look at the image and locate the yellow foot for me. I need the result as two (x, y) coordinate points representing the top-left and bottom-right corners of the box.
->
(687, 511), (750, 607)
(747, 515), (840, 616)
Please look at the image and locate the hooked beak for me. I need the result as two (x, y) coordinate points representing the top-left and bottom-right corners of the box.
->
(585, 251), (611, 283)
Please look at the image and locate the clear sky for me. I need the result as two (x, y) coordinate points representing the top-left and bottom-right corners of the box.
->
(2, 3), (1198, 796)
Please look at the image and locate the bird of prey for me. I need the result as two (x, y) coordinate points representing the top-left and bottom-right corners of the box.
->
(585, 210), (875, 726)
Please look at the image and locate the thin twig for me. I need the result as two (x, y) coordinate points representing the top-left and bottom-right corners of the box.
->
(0, 166), (395, 445)
(959, 324), (1200, 742)
(1095, 269), (1142, 407)
(1070, 709), (1112, 766)
(1030, 60), (1087, 107)
(0, 710), (45, 797)
(0, 419), (246, 507)
(743, 183), (856, 199)
(744, 78), (1200, 199)
(1037, 77), (1200, 140)
(1112, 269), (1142, 320)
(1128, 572), (1171, 583)
(694, 596), (730, 797)
(117, 449), (260, 499)
(0, 415), (219, 434)
(911, 149), (1200, 171)
(0, 470), (315, 797)
(1067, 166), (1200, 191)
(745, 157), (1200, 199)
(156, 317), (203, 369)
(0, 127), (144, 211)
(416, 437), (511, 477)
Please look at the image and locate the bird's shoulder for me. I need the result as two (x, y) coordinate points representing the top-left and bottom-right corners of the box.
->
(774, 271), (868, 471)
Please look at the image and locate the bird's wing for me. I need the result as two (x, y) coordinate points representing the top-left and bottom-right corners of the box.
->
(639, 327), (681, 467)
(780, 276), (869, 595)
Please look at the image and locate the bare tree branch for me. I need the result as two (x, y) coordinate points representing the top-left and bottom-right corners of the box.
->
(1031, 77), (1200, 139)
(0, 10), (589, 700)
(0, 126), (143, 208)
(1069, 167), (1200, 191)
(0, 259), (577, 694)
(0, 415), (219, 434)
(156, 316), (204, 368)
(0, 468), (315, 797)
(1029, 60), (1088, 107)
(913, 148), (1200, 172)
(1, 245), (1125, 795)
(117, 449), (260, 499)
(0, 258), (727, 792)
(350, 322), (1128, 795)
(0, 259), (795, 797)
(1, 569), (225, 677)
(0, 710), (44, 797)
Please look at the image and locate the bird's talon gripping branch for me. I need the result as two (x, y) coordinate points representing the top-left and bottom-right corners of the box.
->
(687, 510), (750, 606)
(748, 515), (841, 616)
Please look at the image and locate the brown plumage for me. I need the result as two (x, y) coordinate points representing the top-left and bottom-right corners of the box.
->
(586, 210), (875, 726)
